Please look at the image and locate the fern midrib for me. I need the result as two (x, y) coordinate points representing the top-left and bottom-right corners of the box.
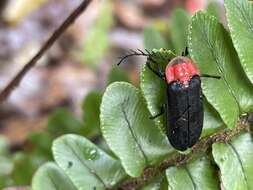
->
(121, 105), (149, 165)
(227, 142), (249, 190)
(47, 170), (60, 189)
(230, 0), (253, 34)
(62, 140), (107, 189)
(199, 19), (241, 112)
(184, 166), (197, 190)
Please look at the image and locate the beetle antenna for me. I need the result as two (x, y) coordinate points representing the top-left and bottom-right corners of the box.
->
(145, 49), (159, 64)
(130, 49), (139, 54)
(144, 49), (166, 79)
(144, 49), (156, 63)
(137, 49), (147, 55)
(117, 49), (166, 80)
(201, 74), (221, 79)
(144, 49), (164, 69)
(117, 48), (161, 66)
(144, 49), (152, 56)
(117, 49), (150, 66)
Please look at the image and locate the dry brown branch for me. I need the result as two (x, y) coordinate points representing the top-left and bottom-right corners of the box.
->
(114, 121), (250, 190)
(0, 0), (93, 104)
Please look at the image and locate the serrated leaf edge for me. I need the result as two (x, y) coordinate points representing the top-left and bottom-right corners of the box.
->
(224, 0), (253, 83)
(100, 82), (147, 177)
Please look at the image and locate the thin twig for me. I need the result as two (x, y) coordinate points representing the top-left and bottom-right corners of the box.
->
(113, 122), (249, 190)
(0, 0), (93, 103)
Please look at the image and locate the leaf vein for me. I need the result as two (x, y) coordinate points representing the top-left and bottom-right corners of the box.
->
(227, 142), (249, 190)
(121, 104), (149, 165)
(199, 20), (240, 111)
(63, 140), (107, 188)
(47, 170), (61, 190)
(184, 166), (197, 190)
(231, 1), (253, 34)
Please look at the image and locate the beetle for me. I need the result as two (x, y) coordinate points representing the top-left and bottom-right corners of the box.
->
(118, 48), (220, 151)
(164, 56), (203, 151)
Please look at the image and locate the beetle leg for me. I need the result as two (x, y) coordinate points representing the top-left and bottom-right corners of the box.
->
(146, 60), (165, 80)
(157, 61), (166, 78)
(149, 106), (165, 120)
(145, 50), (166, 81)
(201, 74), (221, 79)
(182, 47), (189, 56)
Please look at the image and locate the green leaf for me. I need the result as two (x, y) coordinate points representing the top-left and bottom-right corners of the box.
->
(32, 162), (77, 190)
(225, 0), (253, 83)
(202, 99), (224, 137)
(53, 134), (126, 190)
(139, 174), (167, 190)
(166, 155), (219, 190)
(140, 49), (175, 130)
(189, 12), (253, 128)
(144, 26), (167, 51)
(212, 132), (253, 190)
(107, 67), (129, 85)
(82, 91), (102, 137)
(100, 82), (173, 177)
(170, 8), (190, 54)
(48, 108), (83, 136)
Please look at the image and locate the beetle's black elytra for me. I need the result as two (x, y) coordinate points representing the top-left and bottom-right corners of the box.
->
(166, 76), (203, 151)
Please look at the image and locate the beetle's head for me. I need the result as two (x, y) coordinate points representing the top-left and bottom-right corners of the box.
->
(165, 56), (200, 85)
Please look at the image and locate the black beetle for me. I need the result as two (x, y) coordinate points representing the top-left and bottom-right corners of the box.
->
(118, 49), (220, 151)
